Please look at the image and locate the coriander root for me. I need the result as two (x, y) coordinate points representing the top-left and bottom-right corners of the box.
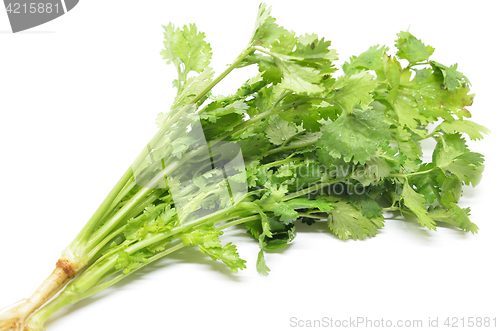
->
(0, 261), (75, 331)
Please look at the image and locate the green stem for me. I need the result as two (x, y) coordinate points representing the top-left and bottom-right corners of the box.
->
(86, 187), (154, 253)
(26, 212), (261, 330)
(92, 213), (259, 295)
(99, 177), (137, 223)
(297, 212), (327, 220)
(282, 180), (341, 201)
(78, 167), (133, 241)
(217, 98), (313, 141)
(87, 46), (314, 257)
(124, 203), (250, 255)
(411, 61), (431, 66)
(66, 167), (133, 261)
(218, 214), (261, 231)
(88, 41), (318, 257)
(122, 191), (165, 223)
(265, 138), (316, 156)
(84, 192), (164, 263)
(389, 168), (435, 178)
(86, 226), (127, 265)
(26, 258), (119, 330)
(381, 203), (415, 218)
(75, 242), (187, 302)
(423, 130), (438, 140)
(281, 131), (304, 148)
(161, 46), (256, 131)
(273, 91), (291, 108)
(264, 155), (303, 168)
(382, 206), (452, 221)
(86, 151), (187, 254)
(114, 45), (255, 203)
(398, 89), (412, 96)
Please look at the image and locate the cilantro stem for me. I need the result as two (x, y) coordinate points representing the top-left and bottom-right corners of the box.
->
(86, 187), (156, 253)
(99, 44), (321, 248)
(383, 206), (455, 221)
(197, 47), (255, 103)
(161, 46), (256, 131)
(85, 225), (127, 264)
(80, 167), (133, 239)
(25, 258), (120, 330)
(328, 99), (348, 113)
(281, 131), (305, 148)
(219, 98), (313, 141)
(124, 45), (257, 188)
(297, 212), (327, 220)
(423, 129), (444, 140)
(122, 200), (256, 255)
(78, 242), (187, 300)
(411, 61), (431, 66)
(264, 156), (304, 168)
(389, 168), (435, 178)
(26, 212), (261, 330)
(266, 138), (316, 156)
(398, 90), (412, 96)
(103, 177), (137, 216)
(85, 151), (190, 255)
(273, 91), (292, 108)
(67, 167), (134, 262)
(217, 214), (261, 231)
(170, 57), (183, 93)
(84, 192), (164, 263)
(282, 180), (341, 201)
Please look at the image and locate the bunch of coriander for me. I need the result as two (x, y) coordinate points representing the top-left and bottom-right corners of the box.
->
(0, 4), (488, 331)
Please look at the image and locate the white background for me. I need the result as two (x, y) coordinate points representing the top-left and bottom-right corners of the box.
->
(0, 1), (499, 330)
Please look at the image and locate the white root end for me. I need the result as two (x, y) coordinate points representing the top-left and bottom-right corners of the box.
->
(0, 260), (74, 331)
(0, 299), (27, 331)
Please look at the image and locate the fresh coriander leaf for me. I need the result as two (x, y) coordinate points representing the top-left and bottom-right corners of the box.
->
(439, 173), (463, 208)
(428, 204), (478, 233)
(432, 133), (485, 186)
(350, 155), (394, 186)
(200, 243), (247, 273)
(395, 126), (423, 163)
(346, 193), (383, 218)
(178, 223), (222, 248)
(343, 45), (388, 75)
(317, 108), (391, 165)
(285, 197), (334, 212)
(331, 71), (378, 113)
(327, 201), (384, 240)
(401, 180), (436, 230)
(293, 33), (338, 61)
(383, 55), (402, 102)
(430, 61), (470, 92)
(161, 23), (212, 74)
(274, 57), (324, 94)
(250, 3), (287, 48)
(436, 118), (490, 141)
(390, 93), (430, 137)
(395, 31), (435, 64)
(265, 116), (304, 145)
(256, 249), (270, 276)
